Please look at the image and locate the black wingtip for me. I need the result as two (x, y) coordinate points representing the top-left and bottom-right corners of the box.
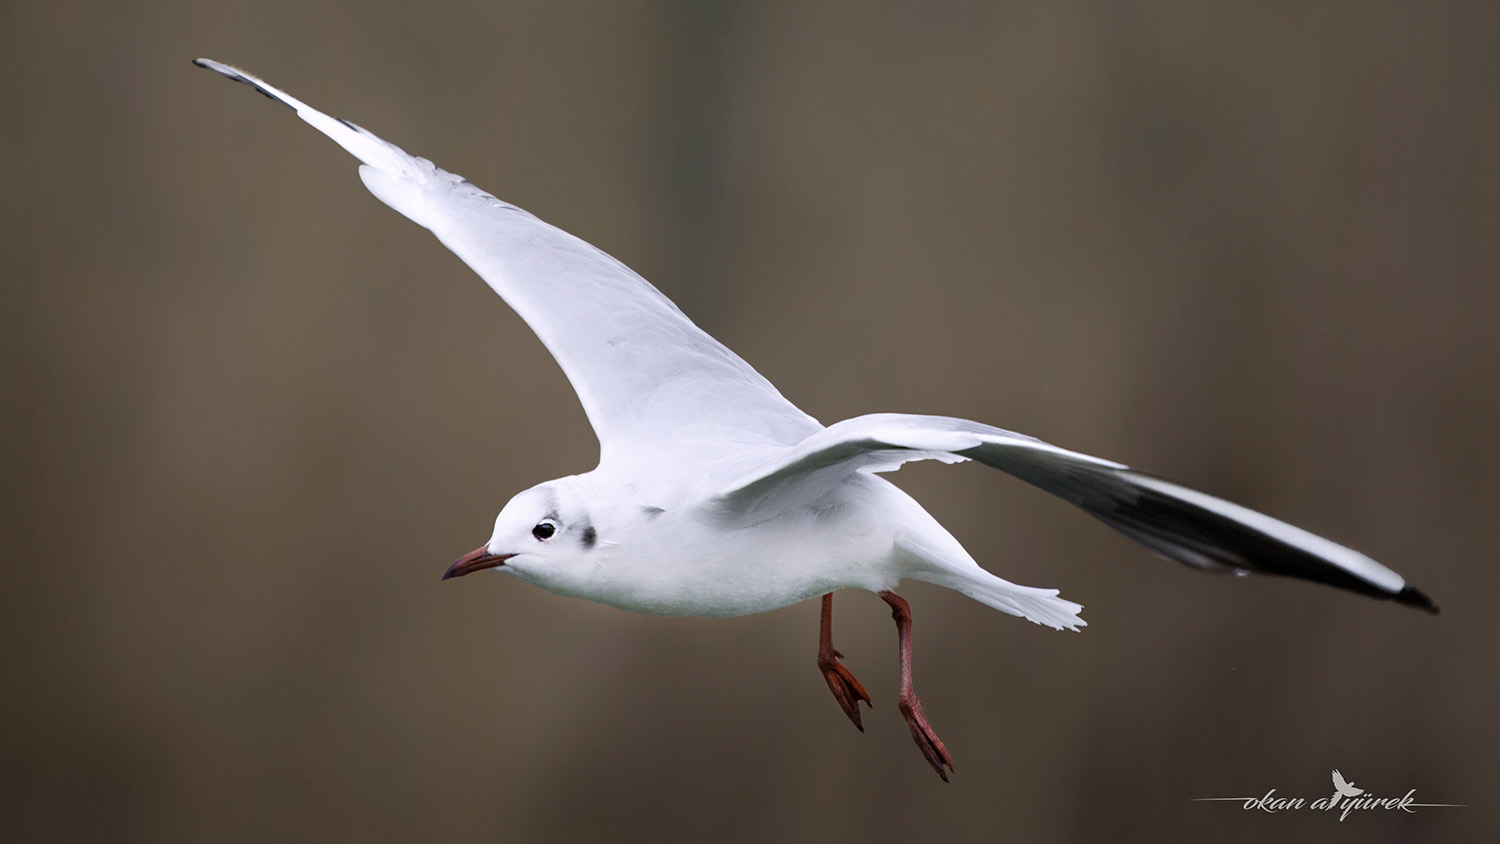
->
(193, 58), (295, 111)
(1395, 584), (1440, 615)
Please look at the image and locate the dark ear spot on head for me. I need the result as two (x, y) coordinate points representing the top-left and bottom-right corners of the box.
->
(581, 524), (597, 549)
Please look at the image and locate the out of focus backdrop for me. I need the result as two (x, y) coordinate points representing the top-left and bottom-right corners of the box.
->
(3, 2), (1496, 842)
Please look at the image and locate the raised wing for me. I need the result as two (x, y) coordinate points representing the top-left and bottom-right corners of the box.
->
(718, 413), (1438, 612)
(194, 59), (819, 462)
(1331, 770), (1362, 796)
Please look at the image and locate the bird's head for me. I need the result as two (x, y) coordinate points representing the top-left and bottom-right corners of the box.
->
(442, 480), (600, 587)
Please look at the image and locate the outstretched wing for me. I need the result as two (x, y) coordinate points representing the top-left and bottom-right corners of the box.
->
(717, 413), (1438, 612)
(194, 59), (819, 462)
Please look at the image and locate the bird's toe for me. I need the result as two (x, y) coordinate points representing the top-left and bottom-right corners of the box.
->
(818, 657), (873, 731)
(898, 695), (954, 781)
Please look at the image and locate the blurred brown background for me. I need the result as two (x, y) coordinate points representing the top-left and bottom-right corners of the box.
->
(2, 1), (1496, 842)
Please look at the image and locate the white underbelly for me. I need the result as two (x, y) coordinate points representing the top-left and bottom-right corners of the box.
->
(581, 506), (903, 618)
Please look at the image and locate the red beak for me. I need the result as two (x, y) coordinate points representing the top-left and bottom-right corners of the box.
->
(442, 544), (515, 580)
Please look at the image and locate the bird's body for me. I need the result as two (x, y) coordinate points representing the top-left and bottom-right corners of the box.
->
(519, 467), (904, 618)
(500, 462), (1074, 624)
(195, 58), (1436, 780)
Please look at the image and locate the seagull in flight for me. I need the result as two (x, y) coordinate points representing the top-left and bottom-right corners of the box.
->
(194, 59), (1437, 780)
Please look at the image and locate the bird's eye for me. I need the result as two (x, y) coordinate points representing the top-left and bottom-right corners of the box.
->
(532, 521), (557, 540)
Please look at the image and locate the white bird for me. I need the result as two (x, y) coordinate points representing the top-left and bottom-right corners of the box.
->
(1332, 769), (1365, 800)
(195, 59), (1437, 780)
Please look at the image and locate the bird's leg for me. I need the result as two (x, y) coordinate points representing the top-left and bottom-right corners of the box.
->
(817, 592), (872, 731)
(878, 590), (954, 781)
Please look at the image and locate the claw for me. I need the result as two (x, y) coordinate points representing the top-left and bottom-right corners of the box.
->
(898, 694), (954, 781)
(818, 655), (873, 731)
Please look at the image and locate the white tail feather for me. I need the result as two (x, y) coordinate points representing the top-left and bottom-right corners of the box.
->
(913, 568), (1086, 631)
(889, 495), (1087, 631)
